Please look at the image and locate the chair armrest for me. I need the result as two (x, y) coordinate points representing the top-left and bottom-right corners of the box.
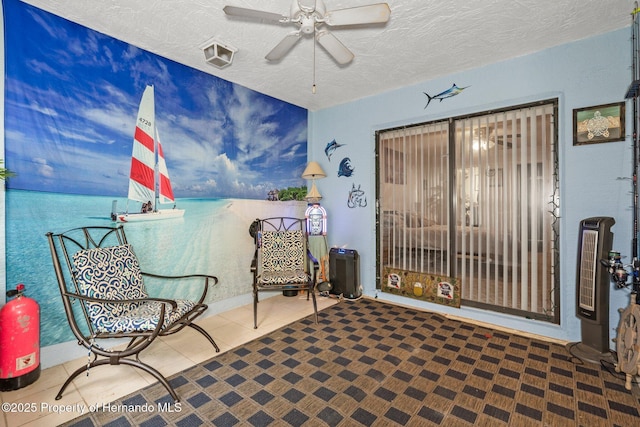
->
(140, 272), (217, 305)
(62, 291), (171, 350)
(142, 272), (218, 286)
(307, 249), (320, 270)
(63, 290), (179, 310)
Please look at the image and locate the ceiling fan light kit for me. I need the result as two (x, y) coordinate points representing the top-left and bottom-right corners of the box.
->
(201, 38), (237, 69)
(223, 1), (390, 91)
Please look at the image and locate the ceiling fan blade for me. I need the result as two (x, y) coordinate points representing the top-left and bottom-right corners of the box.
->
(266, 32), (302, 61)
(324, 3), (391, 26)
(316, 30), (354, 65)
(223, 5), (289, 23)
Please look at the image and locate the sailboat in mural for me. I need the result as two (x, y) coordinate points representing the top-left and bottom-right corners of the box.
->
(111, 85), (185, 223)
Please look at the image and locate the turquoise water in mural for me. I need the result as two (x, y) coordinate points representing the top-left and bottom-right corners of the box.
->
(6, 189), (244, 346)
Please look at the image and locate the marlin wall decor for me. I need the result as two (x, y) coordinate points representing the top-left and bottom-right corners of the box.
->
(324, 139), (345, 161)
(423, 83), (469, 109)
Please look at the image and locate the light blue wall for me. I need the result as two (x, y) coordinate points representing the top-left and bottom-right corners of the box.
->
(309, 27), (632, 344)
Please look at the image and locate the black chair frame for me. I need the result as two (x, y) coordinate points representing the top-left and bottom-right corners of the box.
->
(250, 217), (319, 329)
(46, 225), (220, 402)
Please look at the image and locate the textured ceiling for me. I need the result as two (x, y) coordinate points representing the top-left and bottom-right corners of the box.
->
(20, 0), (633, 111)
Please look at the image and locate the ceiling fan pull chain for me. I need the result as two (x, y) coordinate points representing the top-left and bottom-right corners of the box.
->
(312, 31), (317, 94)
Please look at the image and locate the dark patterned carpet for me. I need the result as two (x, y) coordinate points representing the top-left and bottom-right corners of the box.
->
(63, 298), (640, 426)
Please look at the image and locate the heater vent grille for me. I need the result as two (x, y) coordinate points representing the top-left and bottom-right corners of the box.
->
(578, 229), (598, 312)
(573, 216), (614, 358)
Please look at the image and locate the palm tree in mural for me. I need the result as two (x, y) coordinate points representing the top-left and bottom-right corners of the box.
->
(0, 160), (15, 181)
(278, 186), (307, 201)
(0, 160), (14, 180)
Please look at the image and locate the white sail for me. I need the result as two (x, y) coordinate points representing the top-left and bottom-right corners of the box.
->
(112, 85), (185, 223)
(156, 131), (176, 205)
(127, 85), (156, 207)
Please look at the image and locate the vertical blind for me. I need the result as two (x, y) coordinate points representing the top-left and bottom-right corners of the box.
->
(378, 101), (558, 322)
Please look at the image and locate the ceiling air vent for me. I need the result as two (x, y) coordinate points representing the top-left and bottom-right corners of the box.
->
(201, 38), (237, 69)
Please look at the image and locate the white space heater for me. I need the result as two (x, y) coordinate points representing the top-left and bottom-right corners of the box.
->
(573, 216), (615, 363)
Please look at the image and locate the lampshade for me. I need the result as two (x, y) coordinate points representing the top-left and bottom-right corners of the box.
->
(302, 161), (326, 202)
(301, 161), (327, 179)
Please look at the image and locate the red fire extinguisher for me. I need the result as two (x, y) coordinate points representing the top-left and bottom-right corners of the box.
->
(0, 283), (40, 391)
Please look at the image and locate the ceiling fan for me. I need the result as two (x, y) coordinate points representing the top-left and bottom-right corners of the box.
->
(223, 0), (391, 65)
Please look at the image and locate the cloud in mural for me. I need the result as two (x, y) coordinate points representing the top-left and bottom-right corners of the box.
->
(4, 2), (307, 200)
(1, 0), (310, 352)
(33, 158), (54, 178)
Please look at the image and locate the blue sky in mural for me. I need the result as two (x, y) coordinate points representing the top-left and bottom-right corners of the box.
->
(3, 0), (308, 199)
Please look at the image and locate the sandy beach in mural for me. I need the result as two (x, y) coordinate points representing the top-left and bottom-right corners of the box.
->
(6, 190), (308, 347)
(121, 197), (307, 305)
(225, 198), (307, 225)
(204, 197), (307, 298)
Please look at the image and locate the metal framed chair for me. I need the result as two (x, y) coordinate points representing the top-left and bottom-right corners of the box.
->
(46, 225), (219, 402)
(250, 217), (319, 329)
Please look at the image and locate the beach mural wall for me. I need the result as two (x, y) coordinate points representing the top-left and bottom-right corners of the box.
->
(3, 0), (308, 347)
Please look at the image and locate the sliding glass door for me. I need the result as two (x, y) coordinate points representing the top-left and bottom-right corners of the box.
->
(377, 100), (558, 322)
(379, 120), (451, 275)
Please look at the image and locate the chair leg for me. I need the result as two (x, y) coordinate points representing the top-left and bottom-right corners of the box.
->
(253, 289), (259, 329)
(311, 288), (319, 324)
(121, 358), (180, 402)
(56, 357), (181, 402)
(55, 362), (96, 401)
(188, 323), (220, 353)
(55, 357), (180, 402)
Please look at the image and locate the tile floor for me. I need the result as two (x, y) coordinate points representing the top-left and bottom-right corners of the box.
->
(0, 293), (337, 427)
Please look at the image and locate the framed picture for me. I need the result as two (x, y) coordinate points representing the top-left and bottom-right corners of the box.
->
(573, 102), (625, 145)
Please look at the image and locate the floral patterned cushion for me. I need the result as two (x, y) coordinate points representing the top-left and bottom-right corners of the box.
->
(73, 244), (194, 333)
(258, 230), (310, 285)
